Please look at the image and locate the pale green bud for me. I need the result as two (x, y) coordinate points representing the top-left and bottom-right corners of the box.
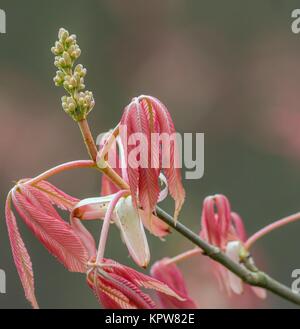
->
(58, 28), (69, 42)
(51, 41), (65, 55)
(58, 57), (67, 67)
(74, 64), (87, 77)
(66, 34), (77, 46)
(61, 95), (77, 114)
(63, 51), (72, 66)
(51, 47), (57, 55)
(63, 74), (80, 90)
(54, 77), (62, 86)
(68, 45), (76, 55)
(54, 56), (61, 68)
(70, 46), (81, 60)
(53, 70), (65, 86)
(73, 72), (81, 81)
(57, 41), (64, 52)
(78, 90), (95, 113)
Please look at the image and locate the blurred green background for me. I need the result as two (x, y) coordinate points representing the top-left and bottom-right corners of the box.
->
(1, 0), (300, 308)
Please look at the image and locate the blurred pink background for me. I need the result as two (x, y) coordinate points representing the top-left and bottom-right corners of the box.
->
(1, 0), (300, 308)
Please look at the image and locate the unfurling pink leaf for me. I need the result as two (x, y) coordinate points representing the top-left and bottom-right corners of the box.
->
(143, 96), (185, 221)
(151, 258), (197, 309)
(70, 218), (97, 258)
(199, 194), (267, 299)
(33, 180), (79, 211)
(5, 193), (38, 309)
(200, 194), (237, 249)
(12, 184), (89, 273)
(35, 180), (97, 257)
(87, 258), (184, 309)
(88, 270), (155, 309)
(231, 212), (247, 243)
(138, 210), (170, 238)
(120, 98), (160, 222)
(120, 95), (185, 224)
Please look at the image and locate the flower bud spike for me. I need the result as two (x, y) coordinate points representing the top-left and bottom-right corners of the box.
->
(51, 28), (94, 121)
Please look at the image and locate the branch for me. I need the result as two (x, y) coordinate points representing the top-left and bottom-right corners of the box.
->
(74, 116), (300, 306)
(76, 118), (300, 306)
(156, 206), (300, 306)
(78, 119), (98, 162)
(25, 158), (300, 305)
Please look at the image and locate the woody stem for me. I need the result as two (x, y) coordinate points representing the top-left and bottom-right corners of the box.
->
(78, 119), (98, 161)
(78, 118), (300, 306)
(78, 118), (129, 190)
(155, 206), (300, 306)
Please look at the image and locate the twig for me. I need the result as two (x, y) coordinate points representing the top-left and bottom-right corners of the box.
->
(156, 206), (300, 306)
(78, 119), (98, 161)
(76, 114), (300, 306)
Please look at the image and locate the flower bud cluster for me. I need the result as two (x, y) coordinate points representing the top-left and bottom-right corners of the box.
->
(51, 28), (95, 121)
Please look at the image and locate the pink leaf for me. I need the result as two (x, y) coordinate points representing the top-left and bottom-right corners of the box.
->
(120, 102), (139, 207)
(108, 261), (184, 302)
(70, 218), (97, 258)
(34, 180), (79, 211)
(151, 258), (197, 309)
(88, 270), (155, 309)
(35, 181), (97, 258)
(87, 259), (184, 309)
(5, 194), (39, 309)
(138, 210), (170, 238)
(251, 286), (267, 299)
(12, 185), (89, 273)
(145, 96), (185, 221)
(231, 212), (247, 242)
(120, 99), (160, 222)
